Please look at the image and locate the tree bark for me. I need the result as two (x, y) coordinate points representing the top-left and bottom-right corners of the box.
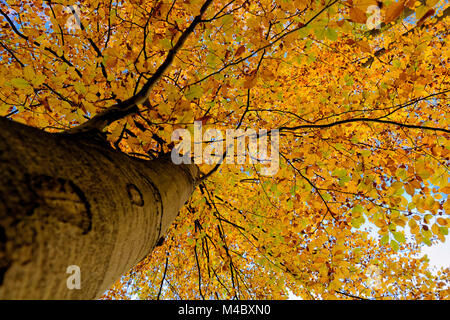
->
(0, 117), (198, 299)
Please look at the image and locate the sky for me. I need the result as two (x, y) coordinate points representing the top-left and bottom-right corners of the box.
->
(421, 239), (450, 270)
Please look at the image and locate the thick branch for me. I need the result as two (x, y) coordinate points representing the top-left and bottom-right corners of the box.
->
(280, 117), (450, 134)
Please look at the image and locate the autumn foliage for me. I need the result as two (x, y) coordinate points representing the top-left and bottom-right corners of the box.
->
(0, 0), (449, 299)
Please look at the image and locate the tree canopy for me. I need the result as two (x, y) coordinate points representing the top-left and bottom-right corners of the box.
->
(0, 0), (449, 299)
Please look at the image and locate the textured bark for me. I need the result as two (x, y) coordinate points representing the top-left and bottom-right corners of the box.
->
(0, 117), (198, 299)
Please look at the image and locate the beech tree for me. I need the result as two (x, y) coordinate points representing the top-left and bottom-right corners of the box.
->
(0, 0), (449, 299)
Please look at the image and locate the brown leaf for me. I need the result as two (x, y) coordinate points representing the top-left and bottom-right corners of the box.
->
(235, 45), (245, 57)
(349, 7), (367, 23)
(41, 98), (51, 113)
(417, 9), (435, 27)
(384, 0), (405, 24)
(243, 75), (257, 89)
(196, 115), (212, 125)
(404, 0), (416, 9)
(356, 40), (372, 53)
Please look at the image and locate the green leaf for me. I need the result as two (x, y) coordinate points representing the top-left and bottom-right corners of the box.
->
(393, 231), (405, 243)
(270, 183), (278, 193)
(390, 240), (399, 252)
(159, 38), (172, 50)
(352, 204), (363, 214)
(185, 85), (203, 100)
(351, 216), (365, 229)
(206, 53), (219, 68)
(307, 54), (316, 63)
(297, 26), (310, 38)
(314, 27), (326, 41)
(322, 193), (332, 202)
(338, 175), (351, 186)
(344, 74), (354, 86)
(221, 14), (233, 27)
(332, 168), (347, 178)
(392, 59), (401, 68)
(396, 168), (407, 180)
(422, 228), (432, 240)
(360, 149), (371, 157)
(325, 28), (338, 41)
(10, 78), (30, 89)
(380, 234), (389, 246)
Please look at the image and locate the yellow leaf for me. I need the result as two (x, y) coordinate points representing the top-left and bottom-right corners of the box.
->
(158, 102), (172, 116)
(23, 66), (35, 81)
(31, 74), (46, 87)
(352, 0), (379, 11)
(74, 82), (87, 94)
(409, 219), (419, 233)
(431, 223), (440, 235)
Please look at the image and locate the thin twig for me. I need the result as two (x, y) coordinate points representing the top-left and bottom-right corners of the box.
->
(156, 257), (169, 300)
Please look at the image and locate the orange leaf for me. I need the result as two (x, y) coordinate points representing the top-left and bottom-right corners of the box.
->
(353, 0), (379, 12)
(405, 183), (415, 196)
(243, 75), (257, 89)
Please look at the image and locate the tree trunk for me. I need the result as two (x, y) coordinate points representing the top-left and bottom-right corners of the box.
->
(0, 117), (198, 299)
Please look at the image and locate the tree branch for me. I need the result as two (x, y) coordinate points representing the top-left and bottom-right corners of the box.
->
(335, 290), (370, 300)
(362, 6), (450, 68)
(0, 41), (24, 67)
(280, 117), (450, 134)
(156, 257), (169, 300)
(65, 0), (214, 134)
(0, 8), (83, 78)
(187, 0), (338, 88)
